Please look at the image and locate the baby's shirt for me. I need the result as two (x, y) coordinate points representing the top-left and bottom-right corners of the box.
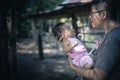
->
(67, 37), (93, 67)
(67, 37), (88, 57)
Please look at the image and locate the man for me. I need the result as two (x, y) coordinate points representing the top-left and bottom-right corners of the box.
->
(68, 0), (120, 80)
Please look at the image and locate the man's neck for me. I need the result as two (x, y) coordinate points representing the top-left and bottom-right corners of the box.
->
(104, 20), (119, 33)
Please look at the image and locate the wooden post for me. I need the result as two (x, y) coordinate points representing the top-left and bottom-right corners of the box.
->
(38, 32), (44, 60)
(71, 14), (78, 37)
(31, 19), (38, 40)
(11, 1), (17, 79)
(0, 12), (2, 79)
(0, 6), (10, 80)
(31, 19), (44, 60)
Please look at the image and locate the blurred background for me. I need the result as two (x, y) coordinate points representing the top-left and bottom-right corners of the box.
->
(0, 0), (104, 80)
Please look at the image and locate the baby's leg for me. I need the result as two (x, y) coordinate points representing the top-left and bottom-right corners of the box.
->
(80, 56), (93, 68)
(84, 63), (93, 69)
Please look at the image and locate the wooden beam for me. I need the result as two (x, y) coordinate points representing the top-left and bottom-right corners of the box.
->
(71, 14), (78, 37)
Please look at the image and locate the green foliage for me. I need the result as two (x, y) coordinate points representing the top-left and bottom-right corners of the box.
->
(60, 18), (70, 23)
(17, 19), (32, 38)
(78, 17), (87, 24)
(28, 0), (64, 12)
(42, 20), (49, 32)
(17, 0), (64, 38)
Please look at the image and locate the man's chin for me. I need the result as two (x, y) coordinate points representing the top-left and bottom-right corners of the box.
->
(91, 25), (96, 28)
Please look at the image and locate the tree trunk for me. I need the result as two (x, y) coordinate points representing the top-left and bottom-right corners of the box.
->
(38, 32), (44, 60)
(10, 1), (17, 79)
(0, 8), (9, 80)
(72, 14), (78, 37)
(0, 0), (10, 80)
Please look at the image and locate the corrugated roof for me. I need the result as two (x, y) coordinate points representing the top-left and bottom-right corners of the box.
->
(62, 0), (92, 4)
(29, 0), (93, 19)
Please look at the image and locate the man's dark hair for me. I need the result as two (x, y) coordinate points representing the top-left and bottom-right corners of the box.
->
(106, 0), (120, 22)
(92, 0), (120, 22)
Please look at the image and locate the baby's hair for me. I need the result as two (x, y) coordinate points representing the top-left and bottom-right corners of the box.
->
(52, 22), (64, 41)
(52, 22), (72, 41)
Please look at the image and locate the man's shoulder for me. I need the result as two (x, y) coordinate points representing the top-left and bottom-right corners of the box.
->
(108, 26), (120, 40)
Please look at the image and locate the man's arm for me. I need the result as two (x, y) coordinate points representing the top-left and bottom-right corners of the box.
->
(68, 57), (108, 80)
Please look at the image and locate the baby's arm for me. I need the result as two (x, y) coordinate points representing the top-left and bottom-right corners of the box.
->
(61, 39), (73, 53)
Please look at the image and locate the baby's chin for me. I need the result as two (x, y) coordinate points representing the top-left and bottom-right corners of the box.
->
(68, 36), (74, 38)
(68, 35), (74, 38)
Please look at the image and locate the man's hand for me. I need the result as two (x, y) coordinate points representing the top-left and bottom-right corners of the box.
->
(68, 56), (107, 80)
(68, 56), (76, 69)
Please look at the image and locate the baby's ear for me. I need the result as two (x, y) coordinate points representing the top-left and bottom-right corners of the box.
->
(62, 33), (68, 39)
(55, 36), (59, 41)
(59, 35), (64, 41)
(62, 33), (65, 37)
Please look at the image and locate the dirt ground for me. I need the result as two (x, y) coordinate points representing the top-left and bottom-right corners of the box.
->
(16, 33), (76, 80)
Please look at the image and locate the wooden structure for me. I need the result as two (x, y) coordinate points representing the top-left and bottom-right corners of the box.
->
(30, 0), (92, 59)
(30, 1), (92, 35)
(30, 0), (104, 58)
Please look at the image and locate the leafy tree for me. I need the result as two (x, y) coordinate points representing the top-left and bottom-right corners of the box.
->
(13, 0), (63, 38)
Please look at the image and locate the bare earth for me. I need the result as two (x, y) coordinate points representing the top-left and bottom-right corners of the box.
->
(16, 33), (76, 80)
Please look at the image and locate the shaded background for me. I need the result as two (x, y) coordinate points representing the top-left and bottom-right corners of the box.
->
(0, 0), (106, 80)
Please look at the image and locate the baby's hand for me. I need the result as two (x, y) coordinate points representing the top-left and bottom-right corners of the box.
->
(73, 42), (79, 47)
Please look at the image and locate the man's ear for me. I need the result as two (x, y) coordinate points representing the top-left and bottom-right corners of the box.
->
(102, 11), (107, 20)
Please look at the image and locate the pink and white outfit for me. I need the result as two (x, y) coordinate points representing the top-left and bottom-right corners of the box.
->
(67, 37), (93, 67)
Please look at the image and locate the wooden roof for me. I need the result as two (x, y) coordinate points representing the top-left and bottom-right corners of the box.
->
(29, 0), (92, 19)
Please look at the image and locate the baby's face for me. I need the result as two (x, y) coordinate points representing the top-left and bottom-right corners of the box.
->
(64, 28), (74, 38)
(58, 28), (74, 42)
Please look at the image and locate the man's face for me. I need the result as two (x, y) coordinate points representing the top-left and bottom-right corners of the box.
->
(89, 5), (105, 29)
